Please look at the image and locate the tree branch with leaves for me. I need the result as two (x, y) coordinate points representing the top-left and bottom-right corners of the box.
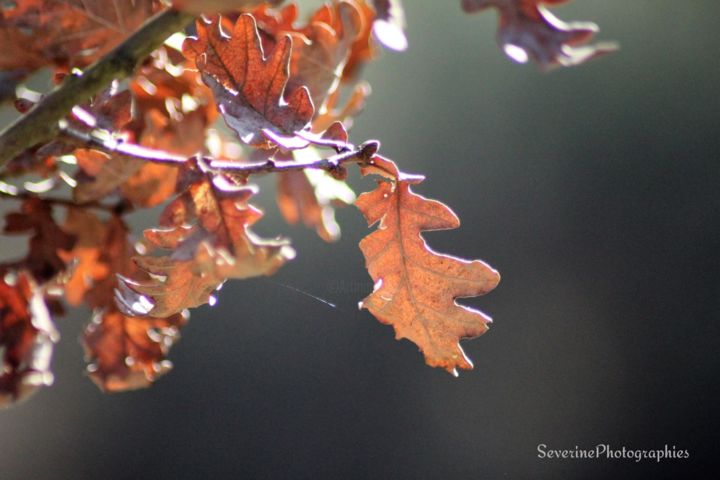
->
(0, 0), (613, 407)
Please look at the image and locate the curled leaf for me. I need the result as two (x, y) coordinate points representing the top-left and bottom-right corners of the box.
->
(462, 0), (617, 69)
(0, 272), (58, 407)
(120, 172), (294, 318)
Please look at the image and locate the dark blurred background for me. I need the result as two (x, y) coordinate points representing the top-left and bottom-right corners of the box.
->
(1, 1), (719, 478)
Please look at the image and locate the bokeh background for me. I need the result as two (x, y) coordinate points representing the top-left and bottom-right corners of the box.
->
(1, 1), (719, 478)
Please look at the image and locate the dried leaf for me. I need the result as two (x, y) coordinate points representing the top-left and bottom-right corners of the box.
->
(277, 148), (356, 242)
(59, 210), (191, 391)
(83, 309), (187, 392)
(312, 81), (369, 132)
(3, 198), (76, 282)
(73, 148), (143, 204)
(461, 0), (617, 68)
(120, 171), (294, 317)
(371, 0), (407, 51)
(0, 271), (58, 407)
(287, 1), (363, 108)
(59, 208), (111, 306)
(183, 14), (314, 147)
(356, 156), (500, 375)
(0, 0), (161, 80)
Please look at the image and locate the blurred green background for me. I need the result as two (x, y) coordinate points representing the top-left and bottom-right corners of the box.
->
(1, 1), (719, 478)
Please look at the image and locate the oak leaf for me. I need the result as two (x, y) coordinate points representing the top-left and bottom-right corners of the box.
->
(461, 0), (617, 68)
(83, 308), (187, 392)
(0, 0), (160, 81)
(60, 209), (191, 391)
(119, 170), (294, 318)
(356, 156), (500, 375)
(183, 14), (314, 147)
(370, 0), (407, 51)
(0, 271), (58, 407)
(286, 1), (363, 108)
(277, 150), (356, 242)
(3, 198), (76, 282)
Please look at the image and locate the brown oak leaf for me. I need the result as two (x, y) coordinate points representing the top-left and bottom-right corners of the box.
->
(287, 1), (363, 108)
(183, 14), (314, 147)
(3, 198), (76, 282)
(0, 271), (58, 407)
(59, 210), (190, 391)
(0, 0), (161, 82)
(83, 308), (188, 392)
(59, 208), (111, 306)
(356, 156), (500, 375)
(461, 0), (617, 69)
(277, 148), (356, 242)
(119, 170), (294, 318)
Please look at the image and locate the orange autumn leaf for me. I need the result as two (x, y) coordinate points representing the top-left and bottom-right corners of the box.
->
(3, 198), (76, 282)
(59, 208), (111, 306)
(0, 0), (161, 81)
(288, 1), (363, 108)
(183, 14), (314, 147)
(58, 208), (190, 392)
(83, 309), (187, 392)
(0, 272), (58, 407)
(461, 0), (617, 68)
(356, 156), (500, 375)
(119, 171), (294, 318)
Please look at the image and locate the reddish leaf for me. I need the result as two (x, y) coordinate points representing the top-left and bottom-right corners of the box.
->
(83, 309), (187, 392)
(312, 81), (369, 132)
(462, 0), (617, 68)
(276, 147), (356, 242)
(59, 208), (111, 306)
(120, 171), (294, 318)
(0, 272), (58, 407)
(183, 14), (314, 147)
(60, 209), (191, 391)
(3, 198), (76, 282)
(0, 0), (161, 80)
(74, 148), (144, 204)
(288, 1), (363, 108)
(356, 156), (500, 375)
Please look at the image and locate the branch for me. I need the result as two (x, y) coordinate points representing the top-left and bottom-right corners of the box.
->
(60, 122), (187, 165)
(207, 141), (380, 177)
(0, 8), (195, 170)
(61, 118), (380, 179)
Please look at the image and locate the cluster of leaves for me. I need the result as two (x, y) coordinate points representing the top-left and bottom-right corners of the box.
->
(0, 0), (611, 407)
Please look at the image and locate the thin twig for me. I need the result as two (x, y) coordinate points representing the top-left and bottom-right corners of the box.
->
(60, 123), (187, 165)
(208, 141), (380, 176)
(62, 117), (380, 178)
(0, 8), (195, 169)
